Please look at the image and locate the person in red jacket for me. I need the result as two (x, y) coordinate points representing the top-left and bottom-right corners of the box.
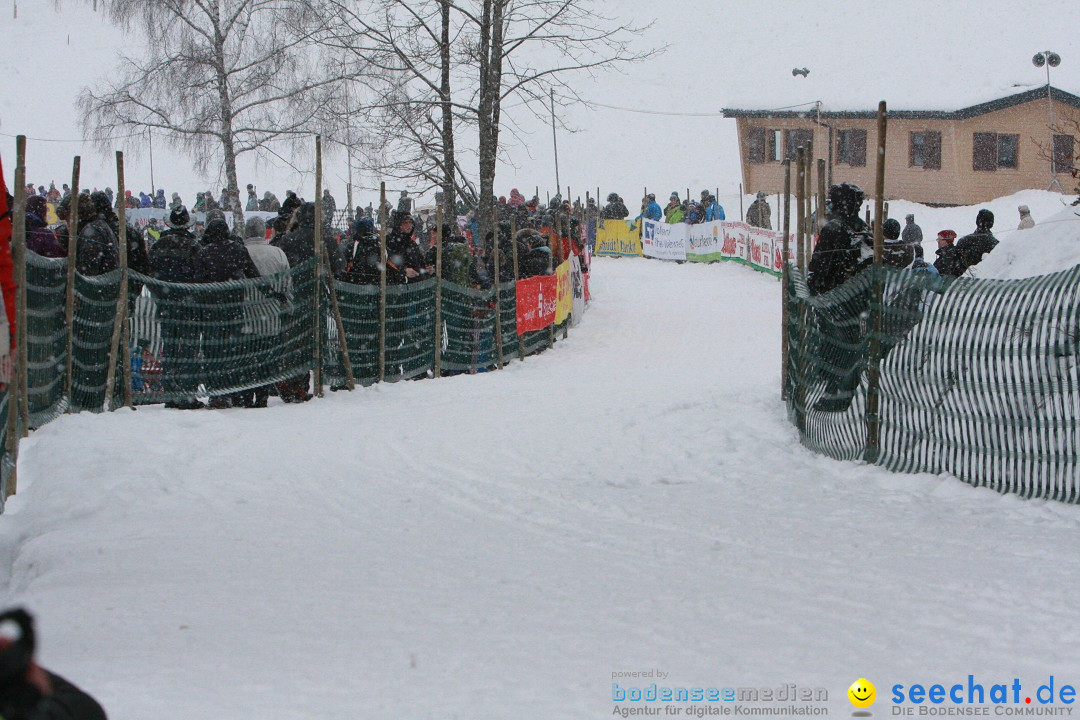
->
(0, 154), (17, 385)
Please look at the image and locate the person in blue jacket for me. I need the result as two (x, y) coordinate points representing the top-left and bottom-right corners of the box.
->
(632, 193), (662, 227)
(704, 194), (725, 222)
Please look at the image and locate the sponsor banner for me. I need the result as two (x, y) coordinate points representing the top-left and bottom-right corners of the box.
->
(595, 220), (642, 257)
(570, 256), (586, 326)
(686, 220), (725, 263)
(748, 226), (774, 274)
(642, 219), (687, 261)
(515, 273), (557, 335)
(555, 259), (572, 325)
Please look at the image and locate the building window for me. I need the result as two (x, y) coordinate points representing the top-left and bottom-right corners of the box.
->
(748, 127), (766, 164)
(768, 130), (783, 162)
(836, 129), (867, 166)
(910, 131), (941, 169)
(747, 127), (791, 164)
(973, 132), (1019, 170)
(784, 129), (814, 160)
(1053, 134), (1075, 174)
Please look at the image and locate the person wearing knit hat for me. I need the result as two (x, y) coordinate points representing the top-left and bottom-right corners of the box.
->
(1017, 205), (1035, 230)
(935, 229), (957, 248)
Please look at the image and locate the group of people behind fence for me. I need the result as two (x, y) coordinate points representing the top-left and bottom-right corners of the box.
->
(15, 180), (592, 409)
(804, 181), (1002, 412)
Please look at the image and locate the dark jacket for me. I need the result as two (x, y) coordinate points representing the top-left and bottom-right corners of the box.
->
(882, 240), (915, 270)
(195, 219), (259, 283)
(385, 231), (427, 285)
(26, 211), (65, 258)
(601, 200), (629, 220)
(807, 216), (871, 295)
(934, 230), (998, 277)
(746, 199), (772, 229)
(75, 217), (119, 276)
(0, 669), (107, 720)
(149, 227), (200, 283)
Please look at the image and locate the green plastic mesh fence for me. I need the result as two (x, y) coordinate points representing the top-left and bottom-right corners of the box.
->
(441, 281), (496, 375)
(26, 252), (68, 426)
(786, 264), (1080, 501)
(128, 259), (316, 405)
(385, 278), (435, 382)
(70, 269), (122, 412)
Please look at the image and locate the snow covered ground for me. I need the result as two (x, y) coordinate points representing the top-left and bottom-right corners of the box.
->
(3, 256), (1080, 719)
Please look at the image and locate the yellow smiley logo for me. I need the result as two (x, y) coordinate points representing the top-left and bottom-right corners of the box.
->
(848, 678), (876, 708)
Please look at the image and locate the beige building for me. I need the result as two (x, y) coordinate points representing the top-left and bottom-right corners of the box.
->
(723, 86), (1080, 206)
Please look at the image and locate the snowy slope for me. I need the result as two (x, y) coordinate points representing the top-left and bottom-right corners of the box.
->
(2, 259), (1080, 719)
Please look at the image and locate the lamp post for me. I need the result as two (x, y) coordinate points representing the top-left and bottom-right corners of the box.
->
(793, 68), (833, 186)
(1033, 50), (1064, 192)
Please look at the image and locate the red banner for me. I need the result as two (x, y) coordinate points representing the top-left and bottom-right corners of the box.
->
(515, 274), (557, 335)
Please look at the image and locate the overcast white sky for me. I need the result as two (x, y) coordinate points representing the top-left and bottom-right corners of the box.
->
(3, 0), (1079, 208)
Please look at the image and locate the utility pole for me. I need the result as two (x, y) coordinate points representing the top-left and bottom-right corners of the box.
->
(550, 89), (561, 194)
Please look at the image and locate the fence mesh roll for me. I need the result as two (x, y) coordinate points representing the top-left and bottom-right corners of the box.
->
(26, 252), (68, 425)
(786, 264), (1080, 501)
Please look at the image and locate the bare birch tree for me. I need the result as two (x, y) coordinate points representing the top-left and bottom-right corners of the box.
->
(331, 0), (657, 231)
(78, 0), (359, 224)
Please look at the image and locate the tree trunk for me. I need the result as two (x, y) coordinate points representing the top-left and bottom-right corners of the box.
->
(476, 0), (504, 247)
(439, 0), (456, 221)
(212, 6), (243, 228)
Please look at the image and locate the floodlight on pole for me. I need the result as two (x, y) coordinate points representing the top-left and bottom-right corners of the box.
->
(1033, 50), (1064, 192)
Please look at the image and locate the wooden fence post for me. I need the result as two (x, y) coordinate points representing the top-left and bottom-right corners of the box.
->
(103, 150), (130, 410)
(492, 215), (504, 369)
(15, 138), (29, 433)
(63, 156), (81, 411)
(378, 181), (387, 383)
(322, 240), (354, 391)
(313, 136), (324, 397)
(781, 158), (791, 402)
(511, 216), (523, 362)
(865, 101), (888, 464)
(433, 207), (444, 378)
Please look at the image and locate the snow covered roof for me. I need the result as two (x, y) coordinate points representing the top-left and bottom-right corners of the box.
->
(723, 86), (1080, 120)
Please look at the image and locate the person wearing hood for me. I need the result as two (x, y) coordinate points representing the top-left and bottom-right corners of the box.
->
(280, 190), (301, 219)
(197, 217), (260, 408)
(25, 195), (65, 258)
(138, 192), (152, 208)
(90, 190), (151, 298)
(123, 190), (139, 209)
(902, 214), (923, 245)
(74, 193), (120, 276)
(664, 193), (683, 223)
(245, 184), (259, 211)
(509, 188), (526, 207)
(881, 217), (914, 269)
(746, 191), (771, 229)
(384, 212), (429, 285)
(153, 188), (167, 209)
(341, 216), (381, 285)
(934, 209), (998, 277)
(704, 194), (726, 223)
(170, 191), (182, 209)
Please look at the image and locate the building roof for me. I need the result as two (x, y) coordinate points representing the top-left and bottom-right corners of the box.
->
(722, 86), (1080, 121)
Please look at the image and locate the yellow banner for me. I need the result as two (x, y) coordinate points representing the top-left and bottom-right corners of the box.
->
(595, 220), (642, 256)
(555, 259), (572, 324)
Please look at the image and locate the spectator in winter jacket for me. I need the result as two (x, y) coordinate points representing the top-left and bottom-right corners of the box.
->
(139, 192), (152, 208)
(149, 207), (202, 409)
(685, 201), (704, 225)
(170, 192), (182, 210)
(934, 209), (998, 277)
(881, 217), (914, 269)
(601, 193), (629, 220)
(509, 188), (526, 207)
(25, 195), (65, 258)
(322, 189), (337, 220)
(280, 190), (301, 220)
(196, 219), (259, 283)
(74, 194), (119, 276)
(240, 216), (291, 408)
(153, 189), (167, 208)
(1017, 205), (1035, 230)
(746, 192), (771, 229)
(260, 191), (280, 213)
(193, 192), (207, 212)
(341, 216), (381, 285)
(384, 212), (429, 285)
(806, 182), (872, 412)
(397, 190), (413, 216)
(664, 193), (682, 223)
(246, 184), (259, 211)
(0, 607), (108, 720)
(704, 194), (726, 222)
(635, 194), (663, 224)
(901, 214), (923, 246)
(123, 190), (139, 209)
(45, 182), (61, 205)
